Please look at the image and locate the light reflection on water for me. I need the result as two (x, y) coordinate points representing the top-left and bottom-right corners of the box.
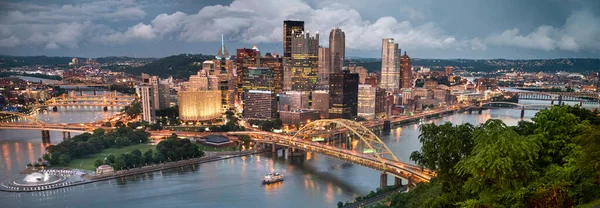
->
(0, 108), (534, 207)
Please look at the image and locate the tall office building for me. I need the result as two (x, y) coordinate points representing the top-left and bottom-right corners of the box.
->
(400, 51), (413, 89)
(213, 35), (236, 110)
(236, 47), (260, 100)
(137, 85), (155, 123)
(329, 28), (345, 73)
(290, 31), (319, 91)
(358, 84), (376, 120)
(243, 90), (277, 119)
(258, 53), (283, 94)
(283, 20), (305, 58)
(178, 70), (222, 122)
(347, 65), (368, 84)
(329, 70), (359, 119)
(318, 47), (331, 86)
(311, 90), (330, 119)
(380, 38), (401, 90)
(279, 91), (310, 111)
(141, 73), (170, 110)
(283, 20), (305, 91)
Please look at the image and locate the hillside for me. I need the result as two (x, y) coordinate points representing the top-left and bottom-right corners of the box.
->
(119, 54), (214, 79)
(0, 55), (155, 68)
(347, 58), (600, 74)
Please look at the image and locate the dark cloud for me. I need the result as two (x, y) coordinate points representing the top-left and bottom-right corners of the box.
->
(0, 0), (599, 58)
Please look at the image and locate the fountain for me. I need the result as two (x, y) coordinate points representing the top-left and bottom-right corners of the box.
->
(10, 172), (65, 187)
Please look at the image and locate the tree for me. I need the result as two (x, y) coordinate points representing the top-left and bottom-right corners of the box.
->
(58, 154), (71, 166)
(113, 155), (127, 170)
(94, 159), (104, 168)
(131, 149), (142, 157)
(455, 119), (540, 207)
(106, 154), (116, 164)
(410, 122), (475, 192)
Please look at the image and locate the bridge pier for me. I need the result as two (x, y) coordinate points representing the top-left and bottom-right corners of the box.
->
(558, 95), (563, 106)
(41, 130), (50, 143)
(103, 106), (108, 111)
(407, 177), (413, 192)
(394, 177), (402, 187)
(272, 142), (276, 153)
(520, 108), (525, 119)
(67, 132), (71, 139)
(551, 99), (554, 105)
(52, 106), (58, 112)
(468, 108), (472, 114)
(383, 120), (391, 132)
(62, 131), (66, 139)
(478, 108), (483, 114)
(380, 172), (388, 190)
(284, 148), (289, 159)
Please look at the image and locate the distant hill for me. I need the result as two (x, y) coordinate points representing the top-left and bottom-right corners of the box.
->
(0, 55), (155, 68)
(119, 54), (214, 79)
(347, 58), (600, 74)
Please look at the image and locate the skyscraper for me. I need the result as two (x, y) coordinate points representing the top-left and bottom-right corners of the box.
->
(290, 31), (319, 91)
(258, 53), (283, 94)
(318, 47), (331, 86)
(380, 38), (401, 91)
(236, 47), (260, 101)
(244, 90), (277, 119)
(283, 20), (305, 58)
(213, 35), (236, 111)
(137, 85), (155, 123)
(329, 70), (359, 119)
(400, 51), (412, 89)
(329, 28), (345, 73)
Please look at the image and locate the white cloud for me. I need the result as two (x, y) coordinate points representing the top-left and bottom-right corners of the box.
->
(99, 0), (463, 51)
(99, 23), (156, 44)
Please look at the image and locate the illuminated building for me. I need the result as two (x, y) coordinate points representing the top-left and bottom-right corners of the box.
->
(137, 85), (155, 122)
(290, 31), (319, 91)
(318, 47), (331, 86)
(311, 90), (329, 119)
(243, 90), (276, 119)
(329, 70), (359, 119)
(279, 91), (309, 111)
(236, 47), (260, 100)
(279, 109), (321, 126)
(400, 51), (412, 89)
(424, 79), (438, 90)
(380, 38), (401, 90)
(445, 66), (453, 76)
(329, 28), (345, 73)
(244, 67), (275, 92)
(213, 36), (236, 111)
(358, 85), (376, 120)
(365, 73), (380, 88)
(258, 53), (283, 94)
(375, 88), (387, 118)
(141, 73), (170, 109)
(178, 69), (222, 121)
(283, 20), (305, 58)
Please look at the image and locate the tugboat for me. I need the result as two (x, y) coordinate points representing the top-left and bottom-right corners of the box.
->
(262, 172), (284, 184)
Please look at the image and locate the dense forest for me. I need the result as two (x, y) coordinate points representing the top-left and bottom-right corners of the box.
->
(374, 106), (600, 208)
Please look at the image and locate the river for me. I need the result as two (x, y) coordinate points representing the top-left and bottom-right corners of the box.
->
(0, 107), (537, 207)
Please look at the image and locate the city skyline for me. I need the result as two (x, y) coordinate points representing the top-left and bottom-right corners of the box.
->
(0, 0), (599, 59)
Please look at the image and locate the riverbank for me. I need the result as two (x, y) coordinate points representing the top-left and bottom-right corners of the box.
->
(0, 149), (265, 192)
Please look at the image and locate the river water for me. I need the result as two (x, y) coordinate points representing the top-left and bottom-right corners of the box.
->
(0, 106), (538, 207)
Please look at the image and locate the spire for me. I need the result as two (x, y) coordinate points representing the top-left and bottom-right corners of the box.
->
(216, 34), (230, 60)
(252, 44), (259, 51)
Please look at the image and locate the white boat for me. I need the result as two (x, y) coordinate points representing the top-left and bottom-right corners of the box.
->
(262, 172), (283, 184)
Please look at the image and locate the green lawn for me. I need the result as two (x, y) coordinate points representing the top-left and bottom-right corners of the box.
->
(196, 143), (238, 152)
(65, 144), (155, 170)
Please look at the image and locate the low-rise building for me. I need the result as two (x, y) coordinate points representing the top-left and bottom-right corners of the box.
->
(279, 109), (321, 126)
(96, 165), (114, 175)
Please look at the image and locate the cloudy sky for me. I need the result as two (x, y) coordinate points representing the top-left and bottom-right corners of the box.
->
(1, 0), (599, 59)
